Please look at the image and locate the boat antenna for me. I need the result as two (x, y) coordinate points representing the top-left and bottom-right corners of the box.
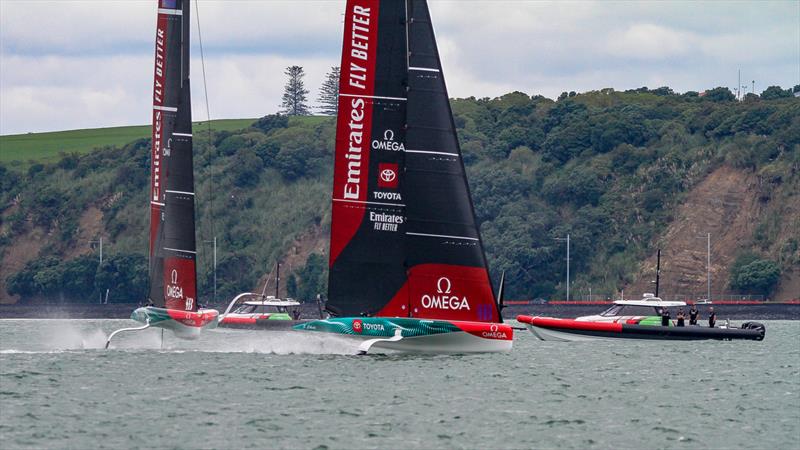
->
(496, 270), (506, 317)
(316, 294), (324, 319)
(655, 249), (661, 298)
(260, 262), (276, 298)
(276, 263), (281, 299)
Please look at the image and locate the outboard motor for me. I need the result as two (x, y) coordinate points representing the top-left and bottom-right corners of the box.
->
(741, 322), (766, 341)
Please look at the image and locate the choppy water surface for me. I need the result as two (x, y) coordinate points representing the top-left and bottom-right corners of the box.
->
(1, 319), (798, 449)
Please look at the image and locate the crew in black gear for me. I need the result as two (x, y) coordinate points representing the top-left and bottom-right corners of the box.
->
(661, 308), (671, 326)
(689, 305), (699, 325)
(676, 308), (685, 327)
(708, 307), (716, 328)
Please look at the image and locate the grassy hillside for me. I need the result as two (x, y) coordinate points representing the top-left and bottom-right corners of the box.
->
(1, 88), (798, 305)
(0, 119), (261, 166)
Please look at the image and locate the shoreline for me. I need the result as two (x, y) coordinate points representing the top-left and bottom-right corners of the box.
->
(0, 302), (797, 321)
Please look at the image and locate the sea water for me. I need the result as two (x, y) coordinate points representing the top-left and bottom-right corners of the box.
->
(0, 319), (798, 449)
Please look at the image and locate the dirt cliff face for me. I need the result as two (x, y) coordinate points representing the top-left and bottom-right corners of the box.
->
(626, 165), (799, 301)
(1, 205), (104, 304)
(252, 224), (328, 298)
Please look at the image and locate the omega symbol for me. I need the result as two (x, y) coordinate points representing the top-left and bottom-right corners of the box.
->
(171, 269), (178, 284)
(384, 129), (394, 141)
(436, 277), (452, 294)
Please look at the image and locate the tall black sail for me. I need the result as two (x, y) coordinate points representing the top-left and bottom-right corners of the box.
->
(327, 0), (500, 323)
(148, 0), (198, 311)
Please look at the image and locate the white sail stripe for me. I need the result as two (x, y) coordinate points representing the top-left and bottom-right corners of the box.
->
(158, 8), (182, 16)
(406, 232), (479, 241)
(173, 132), (192, 137)
(339, 93), (407, 102)
(333, 198), (405, 207)
(404, 149), (460, 157)
(151, 201), (165, 206)
(163, 247), (197, 254)
(409, 66), (440, 73)
(165, 190), (195, 196)
(153, 105), (178, 112)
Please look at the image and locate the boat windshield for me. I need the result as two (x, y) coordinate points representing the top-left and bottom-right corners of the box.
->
(601, 305), (660, 316)
(233, 304), (258, 314)
(622, 306), (660, 316)
(600, 305), (624, 316)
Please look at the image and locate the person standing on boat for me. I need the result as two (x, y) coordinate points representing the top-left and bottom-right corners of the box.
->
(661, 308), (671, 326)
(676, 308), (685, 327)
(689, 304), (699, 325)
(708, 307), (716, 328)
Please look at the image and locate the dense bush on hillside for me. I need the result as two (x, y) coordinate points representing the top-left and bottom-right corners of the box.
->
(1, 87), (798, 304)
(728, 253), (782, 296)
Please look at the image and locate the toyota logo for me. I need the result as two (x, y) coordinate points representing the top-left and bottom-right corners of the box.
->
(436, 277), (452, 294)
(380, 169), (396, 183)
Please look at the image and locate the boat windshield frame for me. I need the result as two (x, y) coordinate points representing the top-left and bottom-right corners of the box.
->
(601, 305), (663, 317)
(232, 302), (298, 315)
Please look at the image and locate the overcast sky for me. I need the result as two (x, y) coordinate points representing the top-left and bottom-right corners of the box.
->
(1, 0), (798, 135)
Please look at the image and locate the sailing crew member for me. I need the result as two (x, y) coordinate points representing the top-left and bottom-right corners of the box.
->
(676, 308), (685, 327)
(661, 308), (671, 326)
(708, 307), (716, 328)
(689, 304), (699, 325)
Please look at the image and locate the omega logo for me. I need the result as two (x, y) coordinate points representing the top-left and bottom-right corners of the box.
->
(437, 277), (452, 294)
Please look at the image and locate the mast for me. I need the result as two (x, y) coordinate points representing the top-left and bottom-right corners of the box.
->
(148, 0), (198, 311)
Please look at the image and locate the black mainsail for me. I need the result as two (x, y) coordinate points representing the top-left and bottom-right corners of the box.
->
(148, 0), (198, 312)
(327, 0), (500, 323)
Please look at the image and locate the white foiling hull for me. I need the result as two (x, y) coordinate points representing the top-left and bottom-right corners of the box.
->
(294, 317), (513, 354)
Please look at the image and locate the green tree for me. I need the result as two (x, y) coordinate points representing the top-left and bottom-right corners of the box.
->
(293, 253), (327, 302)
(760, 85), (791, 100)
(703, 87), (735, 102)
(280, 66), (310, 116)
(317, 66), (340, 115)
(730, 257), (781, 294)
(95, 254), (148, 303)
(252, 114), (289, 134)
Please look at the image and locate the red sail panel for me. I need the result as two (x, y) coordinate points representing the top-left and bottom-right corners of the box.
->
(377, 265), (498, 322)
(163, 257), (197, 310)
(329, 0), (380, 266)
